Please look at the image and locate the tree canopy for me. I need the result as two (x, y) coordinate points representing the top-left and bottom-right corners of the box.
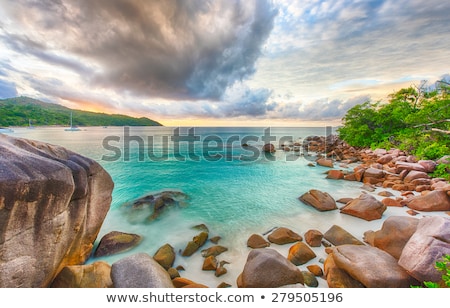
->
(338, 82), (450, 178)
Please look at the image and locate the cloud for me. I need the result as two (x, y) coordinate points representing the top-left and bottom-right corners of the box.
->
(1, 0), (277, 102)
(0, 79), (18, 98)
(269, 95), (370, 120)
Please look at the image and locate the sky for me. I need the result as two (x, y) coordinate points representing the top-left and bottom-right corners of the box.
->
(0, 0), (449, 127)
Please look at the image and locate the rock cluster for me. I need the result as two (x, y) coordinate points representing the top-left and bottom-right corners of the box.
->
(2, 133), (449, 288)
(0, 134), (114, 288)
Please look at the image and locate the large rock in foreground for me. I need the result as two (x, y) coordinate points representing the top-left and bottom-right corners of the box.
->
(0, 134), (114, 287)
(237, 248), (304, 288)
(398, 216), (450, 283)
(332, 245), (419, 288)
(111, 253), (174, 288)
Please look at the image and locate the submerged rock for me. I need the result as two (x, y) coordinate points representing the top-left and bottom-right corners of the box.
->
(247, 234), (270, 248)
(94, 231), (142, 258)
(182, 231), (209, 256)
(121, 190), (189, 224)
(363, 216), (419, 259)
(153, 243), (176, 270)
(268, 227), (303, 245)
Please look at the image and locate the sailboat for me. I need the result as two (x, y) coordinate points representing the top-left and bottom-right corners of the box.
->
(28, 119), (35, 129)
(64, 112), (81, 131)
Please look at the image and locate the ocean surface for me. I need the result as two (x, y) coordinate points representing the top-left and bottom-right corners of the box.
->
(5, 126), (420, 287)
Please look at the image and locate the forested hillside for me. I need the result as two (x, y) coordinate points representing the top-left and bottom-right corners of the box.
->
(0, 97), (162, 127)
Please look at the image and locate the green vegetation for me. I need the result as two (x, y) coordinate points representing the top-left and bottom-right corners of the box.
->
(411, 254), (450, 288)
(0, 96), (162, 127)
(423, 254), (450, 288)
(338, 81), (450, 179)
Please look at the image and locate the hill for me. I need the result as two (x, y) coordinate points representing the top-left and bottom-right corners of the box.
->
(0, 97), (162, 127)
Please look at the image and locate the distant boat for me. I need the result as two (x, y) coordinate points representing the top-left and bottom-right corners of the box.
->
(28, 119), (35, 129)
(64, 112), (81, 131)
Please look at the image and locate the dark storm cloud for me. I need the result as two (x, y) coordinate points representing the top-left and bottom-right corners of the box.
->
(219, 85), (272, 117)
(0, 33), (94, 76)
(2, 0), (277, 102)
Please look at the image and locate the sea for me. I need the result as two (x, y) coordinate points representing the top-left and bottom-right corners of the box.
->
(4, 126), (427, 287)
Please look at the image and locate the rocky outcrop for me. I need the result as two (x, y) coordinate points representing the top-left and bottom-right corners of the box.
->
(268, 227), (303, 245)
(323, 254), (365, 288)
(94, 231), (142, 258)
(0, 134), (113, 288)
(363, 216), (419, 259)
(51, 261), (113, 288)
(403, 190), (450, 211)
(298, 189), (337, 211)
(111, 253), (174, 288)
(398, 216), (450, 283)
(304, 229), (323, 247)
(182, 231), (209, 256)
(332, 245), (419, 287)
(340, 193), (387, 221)
(237, 248), (304, 288)
(153, 243), (176, 270)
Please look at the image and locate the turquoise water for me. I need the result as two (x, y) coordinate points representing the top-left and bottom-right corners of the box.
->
(7, 126), (401, 287)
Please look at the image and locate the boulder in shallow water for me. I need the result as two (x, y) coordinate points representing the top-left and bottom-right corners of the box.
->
(94, 231), (142, 258)
(268, 227), (303, 245)
(201, 245), (228, 257)
(298, 189), (337, 211)
(182, 231), (209, 256)
(0, 134), (113, 288)
(153, 243), (176, 270)
(122, 190), (189, 223)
